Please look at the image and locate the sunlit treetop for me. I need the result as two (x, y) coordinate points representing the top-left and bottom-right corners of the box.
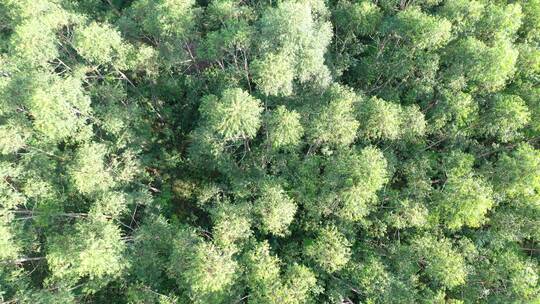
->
(199, 88), (263, 141)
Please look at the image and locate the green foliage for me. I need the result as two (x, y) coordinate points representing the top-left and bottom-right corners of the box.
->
(436, 167), (494, 230)
(0, 121), (30, 154)
(46, 218), (127, 291)
(430, 89), (478, 134)
(439, 0), (484, 35)
(28, 74), (92, 142)
(0, 223), (20, 261)
(2, 0), (540, 303)
(357, 97), (401, 141)
(89, 191), (127, 219)
(429, 152), (495, 231)
(266, 105), (304, 150)
(123, 0), (199, 66)
(404, 235), (467, 289)
(305, 225), (351, 273)
(255, 0), (333, 95)
(254, 183), (297, 236)
(129, 216), (175, 289)
(245, 241), (319, 304)
(9, 18), (60, 66)
(345, 256), (391, 303)
(493, 143), (540, 200)
(519, 0), (540, 42)
(320, 146), (388, 221)
(211, 202), (251, 252)
(244, 241), (281, 301)
(401, 105), (427, 140)
(129, 0), (197, 40)
(385, 199), (428, 229)
(73, 21), (127, 65)
(462, 248), (540, 302)
(307, 84), (360, 147)
(252, 52), (294, 97)
(475, 3), (523, 41)
(278, 264), (319, 304)
(334, 0), (383, 37)
(168, 229), (238, 303)
(199, 88), (263, 141)
(69, 143), (114, 195)
(382, 7), (452, 51)
(443, 37), (518, 93)
(480, 94), (530, 142)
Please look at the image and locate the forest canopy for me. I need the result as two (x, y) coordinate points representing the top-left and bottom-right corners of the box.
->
(0, 0), (539, 303)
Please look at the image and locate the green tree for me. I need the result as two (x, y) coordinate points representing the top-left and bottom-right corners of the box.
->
(168, 229), (238, 303)
(199, 88), (263, 141)
(255, 0), (333, 95)
(73, 21), (128, 66)
(401, 235), (467, 289)
(357, 97), (402, 141)
(443, 37), (518, 93)
(305, 225), (351, 273)
(435, 152), (494, 230)
(265, 105), (304, 150)
(46, 218), (127, 292)
(2, 0), (540, 302)
(317, 146), (388, 221)
(480, 94), (530, 142)
(69, 143), (114, 195)
(254, 183), (297, 236)
(307, 84), (360, 147)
